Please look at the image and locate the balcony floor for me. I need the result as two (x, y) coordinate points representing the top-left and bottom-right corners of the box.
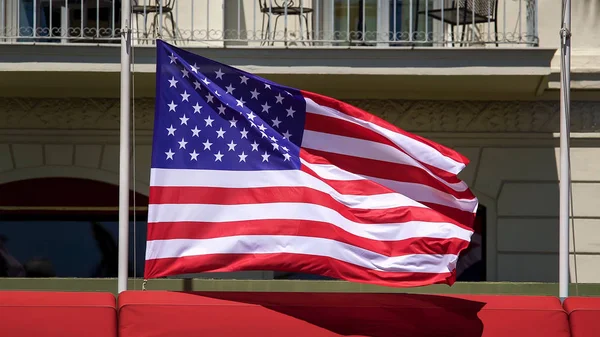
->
(0, 43), (556, 100)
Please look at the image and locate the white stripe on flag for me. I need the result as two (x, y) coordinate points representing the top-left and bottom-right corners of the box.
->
(304, 97), (465, 175)
(301, 130), (469, 192)
(302, 160), (478, 213)
(150, 168), (428, 210)
(146, 235), (459, 273)
(148, 203), (473, 242)
(365, 175), (478, 213)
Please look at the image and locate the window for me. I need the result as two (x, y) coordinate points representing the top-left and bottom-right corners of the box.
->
(15, 0), (119, 42)
(332, 0), (434, 45)
(0, 216), (147, 277)
(0, 178), (147, 278)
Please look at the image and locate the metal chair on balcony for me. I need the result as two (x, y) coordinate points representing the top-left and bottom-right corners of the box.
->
(419, 0), (498, 46)
(132, 0), (178, 44)
(259, 0), (313, 46)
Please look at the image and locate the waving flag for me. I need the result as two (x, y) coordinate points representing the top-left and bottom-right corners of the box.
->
(144, 40), (478, 287)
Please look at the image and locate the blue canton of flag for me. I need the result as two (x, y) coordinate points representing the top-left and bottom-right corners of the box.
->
(152, 39), (306, 171)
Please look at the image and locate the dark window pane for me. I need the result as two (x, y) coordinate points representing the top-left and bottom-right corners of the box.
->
(0, 219), (147, 278)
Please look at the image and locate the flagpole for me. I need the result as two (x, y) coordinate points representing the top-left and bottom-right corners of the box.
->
(558, 0), (571, 301)
(118, 0), (132, 294)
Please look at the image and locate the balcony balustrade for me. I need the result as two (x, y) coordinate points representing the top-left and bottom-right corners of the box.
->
(0, 0), (538, 47)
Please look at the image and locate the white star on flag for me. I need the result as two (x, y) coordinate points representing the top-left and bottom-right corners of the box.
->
(166, 125), (176, 136)
(193, 103), (202, 113)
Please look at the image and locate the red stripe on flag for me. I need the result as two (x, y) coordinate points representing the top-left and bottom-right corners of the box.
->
(148, 186), (468, 228)
(419, 202), (477, 230)
(298, 150), (399, 194)
(298, 152), (476, 229)
(147, 220), (470, 257)
(303, 148), (476, 201)
(144, 253), (456, 287)
(305, 112), (462, 184)
(301, 90), (470, 166)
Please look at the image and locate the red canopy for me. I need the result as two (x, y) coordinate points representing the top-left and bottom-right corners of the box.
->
(118, 291), (570, 337)
(564, 297), (600, 337)
(0, 291), (116, 337)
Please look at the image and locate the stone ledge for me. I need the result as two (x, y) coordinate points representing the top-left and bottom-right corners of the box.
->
(0, 44), (556, 99)
(0, 44), (556, 76)
(0, 278), (598, 297)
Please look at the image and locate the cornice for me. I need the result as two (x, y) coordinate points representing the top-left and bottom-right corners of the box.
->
(1, 98), (598, 132)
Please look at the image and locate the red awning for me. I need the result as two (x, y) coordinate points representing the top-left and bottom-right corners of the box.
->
(563, 297), (600, 337)
(0, 291), (117, 337)
(118, 291), (570, 337)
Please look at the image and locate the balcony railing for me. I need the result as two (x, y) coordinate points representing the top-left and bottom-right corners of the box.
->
(0, 0), (538, 47)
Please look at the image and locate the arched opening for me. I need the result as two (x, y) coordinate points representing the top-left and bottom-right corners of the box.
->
(0, 178), (148, 278)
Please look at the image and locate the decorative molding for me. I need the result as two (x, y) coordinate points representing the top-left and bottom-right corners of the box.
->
(1, 98), (599, 132)
(0, 98), (156, 130)
(346, 100), (600, 133)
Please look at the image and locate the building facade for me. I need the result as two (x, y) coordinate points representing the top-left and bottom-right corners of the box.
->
(1, 0), (599, 284)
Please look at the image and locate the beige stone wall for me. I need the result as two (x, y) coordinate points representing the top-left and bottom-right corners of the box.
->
(1, 98), (600, 283)
(460, 147), (600, 283)
(538, 0), (600, 49)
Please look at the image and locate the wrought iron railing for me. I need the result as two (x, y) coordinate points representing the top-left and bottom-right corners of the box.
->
(0, 0), (538, 47)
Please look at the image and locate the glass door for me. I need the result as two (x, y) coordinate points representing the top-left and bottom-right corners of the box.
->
(18, 0), (49, 39)
(388, 0), (434, 44)
(332, 0), (376, 44)
(328, 0), (434, 46)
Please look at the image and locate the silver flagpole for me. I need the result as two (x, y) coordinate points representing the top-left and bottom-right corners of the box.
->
(118, 0), (132, 294)
(559, 0), (571, 301)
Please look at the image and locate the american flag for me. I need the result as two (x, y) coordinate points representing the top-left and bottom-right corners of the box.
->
(144, 40), (478, 287)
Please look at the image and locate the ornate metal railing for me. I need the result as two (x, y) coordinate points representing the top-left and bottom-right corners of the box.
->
(0, 0), (538, 47)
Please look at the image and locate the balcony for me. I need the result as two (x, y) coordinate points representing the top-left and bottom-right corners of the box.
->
(0, 0), (554, 101)
(0, 0), (539, 47)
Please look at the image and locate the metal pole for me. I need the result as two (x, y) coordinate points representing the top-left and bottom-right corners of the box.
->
(558, 0), (571, 302)
(118, 0), (132, 294)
